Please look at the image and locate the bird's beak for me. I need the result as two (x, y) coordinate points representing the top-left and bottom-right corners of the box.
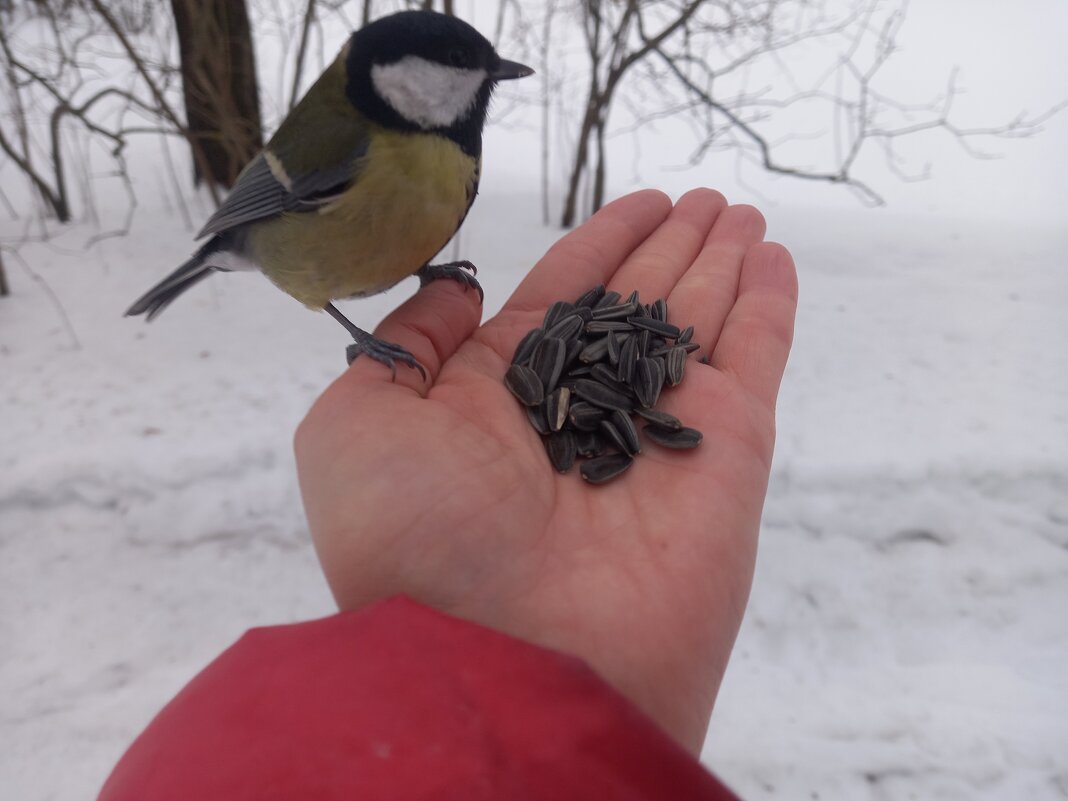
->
(491, 58), (534, 81)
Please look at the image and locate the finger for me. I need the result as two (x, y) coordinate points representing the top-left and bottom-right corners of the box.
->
(502, 189), (672, 316)
(345, 278), (484, 394)
(709, 241), (799, 409)
(607, 188), (727, 302)
(666, 204), (767, 358)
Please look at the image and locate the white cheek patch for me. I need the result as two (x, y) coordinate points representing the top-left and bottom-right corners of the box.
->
(371, 56), (486, 129)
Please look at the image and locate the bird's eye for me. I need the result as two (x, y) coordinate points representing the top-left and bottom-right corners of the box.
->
(448, 48), (469, 68)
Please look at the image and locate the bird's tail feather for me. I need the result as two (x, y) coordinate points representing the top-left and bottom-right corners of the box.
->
(126, 240), (219, 321)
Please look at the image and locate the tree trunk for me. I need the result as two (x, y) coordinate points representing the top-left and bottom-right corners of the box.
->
(561, 85), (606, 228)
(170, 0), (262, 189)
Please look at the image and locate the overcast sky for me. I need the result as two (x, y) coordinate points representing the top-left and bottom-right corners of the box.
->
(475, 1), (1068, 227)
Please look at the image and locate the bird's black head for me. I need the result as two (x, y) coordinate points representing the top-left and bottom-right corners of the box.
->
(344, 10), (532, 157)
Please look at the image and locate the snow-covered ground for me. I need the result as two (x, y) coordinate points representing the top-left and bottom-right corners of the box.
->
(3, 177), (1066, 799)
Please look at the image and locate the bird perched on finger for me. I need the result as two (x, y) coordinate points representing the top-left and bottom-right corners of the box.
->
(126, 10), (532, 377)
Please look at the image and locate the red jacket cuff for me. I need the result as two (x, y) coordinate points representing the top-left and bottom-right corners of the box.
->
(98, 595), (739, 800)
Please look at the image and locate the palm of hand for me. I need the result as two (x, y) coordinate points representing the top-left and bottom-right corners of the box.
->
(295, 190), (797, 750)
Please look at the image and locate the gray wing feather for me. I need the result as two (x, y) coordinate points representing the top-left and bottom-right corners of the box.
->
(195, 146), (367, 240)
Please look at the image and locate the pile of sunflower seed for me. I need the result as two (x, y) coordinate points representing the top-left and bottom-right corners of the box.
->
(504, 284), (704, 485)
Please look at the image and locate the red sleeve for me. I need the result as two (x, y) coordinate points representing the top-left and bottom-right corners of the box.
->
(98, 596), (741, 800)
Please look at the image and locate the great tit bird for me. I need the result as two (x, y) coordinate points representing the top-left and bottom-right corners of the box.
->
(126, 10), (532, 376)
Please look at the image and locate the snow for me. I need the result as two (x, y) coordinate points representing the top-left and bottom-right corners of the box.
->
(3, 3), (1068, 799)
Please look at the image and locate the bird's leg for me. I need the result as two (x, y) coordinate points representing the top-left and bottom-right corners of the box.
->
(417, 260), (484, 303)
(324, 303), (427, 381)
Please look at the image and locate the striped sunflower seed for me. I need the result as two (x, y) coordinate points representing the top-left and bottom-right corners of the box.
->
(644, 425), (703, 449)
(590, 301), (638, 321)
(574, 284), (606, 308)
(677, 325), (694, 345)
(511, 328), (544, 365)
(578, 335), (610, 364)
(572, 378), (634, 412)
(598, 419), (628, 454)
(617, 335), (639, 383)
(526, 403), (550, 435)
(567, 401), (604, 431)
(585, 320), (635, 334)
(637, 328), (651, 357)
(634, 357), (665, 408)
(563, 337), (585, 369)
(635, 407), (682, 430)
(530, 337), (566, 393)
(593, 290), (622, 309)
(545, 387), (571, 432)
(606, 331), (621, 366)
(589, 363), (635, 397)
(629, 316), (681, 339)
(546, 430), (577, 472)
(581, 453), (634, 484)
(542, 300), (574, 330)
(625, 289), (640, 305)
(665, 346), (687, 386)
(575, 429), (605, 458)
(505, 363), (544, 406)
(545, 313), (585, 342)
(610, 409), (641, 455)
(651, 298), (668, 322)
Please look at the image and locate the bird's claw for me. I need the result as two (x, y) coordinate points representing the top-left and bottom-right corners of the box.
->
(346, 339), (427, 382)
(418, 260), (484, 303)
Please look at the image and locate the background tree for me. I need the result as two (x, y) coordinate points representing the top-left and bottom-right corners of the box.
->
(170, 0), (262, 188)
(536, 0), (1063, 226)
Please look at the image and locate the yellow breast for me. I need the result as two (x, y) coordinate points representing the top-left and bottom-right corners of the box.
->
(248, 131), (477, 309)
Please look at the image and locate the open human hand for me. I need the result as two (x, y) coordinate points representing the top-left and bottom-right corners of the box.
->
(294, 189), (798, 752)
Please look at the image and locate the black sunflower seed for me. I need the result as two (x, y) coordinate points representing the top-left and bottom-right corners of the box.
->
(531, 337), (566, 393)
(545, 313), (584, 341)
(651, 298), (668, 322)
(574, 284), (606, 308)
(571, 378), (634, 412)
(618, 335), (639, 383)
(563, 337), (585, 369)
(637, 328), (651, 357)
(599, 419), (628, 453)
(610, 409), (641, 455)
(542, 300), (574, 330)
(581, 453), (633, 484)
(634, 357), (665, 408)
(681, 341), (701, 354)
(606, 331), (621, 366)
(665, 347), (687, 386)
(579, 335), (610, 364)
(545, 387), (571, 432)
(590, 301), (638, 321)
(575, 429), (605, 458)
(644, 425), (703, 449)
(504, 364), (544, 406)
(677, 325), (694, 345)
(585, 320), (635, 334)
(589, 363), (636, 397)
(635, 407), (682, 430)
(568, 401), (604, 431)
(628, 316), (681, 339)
(593, 290), (622, 309)
(511, 328), (544, 365)
(526, 403), (550, 435)
(625, 289), (640, 306)
(546, 430), (577, 472)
